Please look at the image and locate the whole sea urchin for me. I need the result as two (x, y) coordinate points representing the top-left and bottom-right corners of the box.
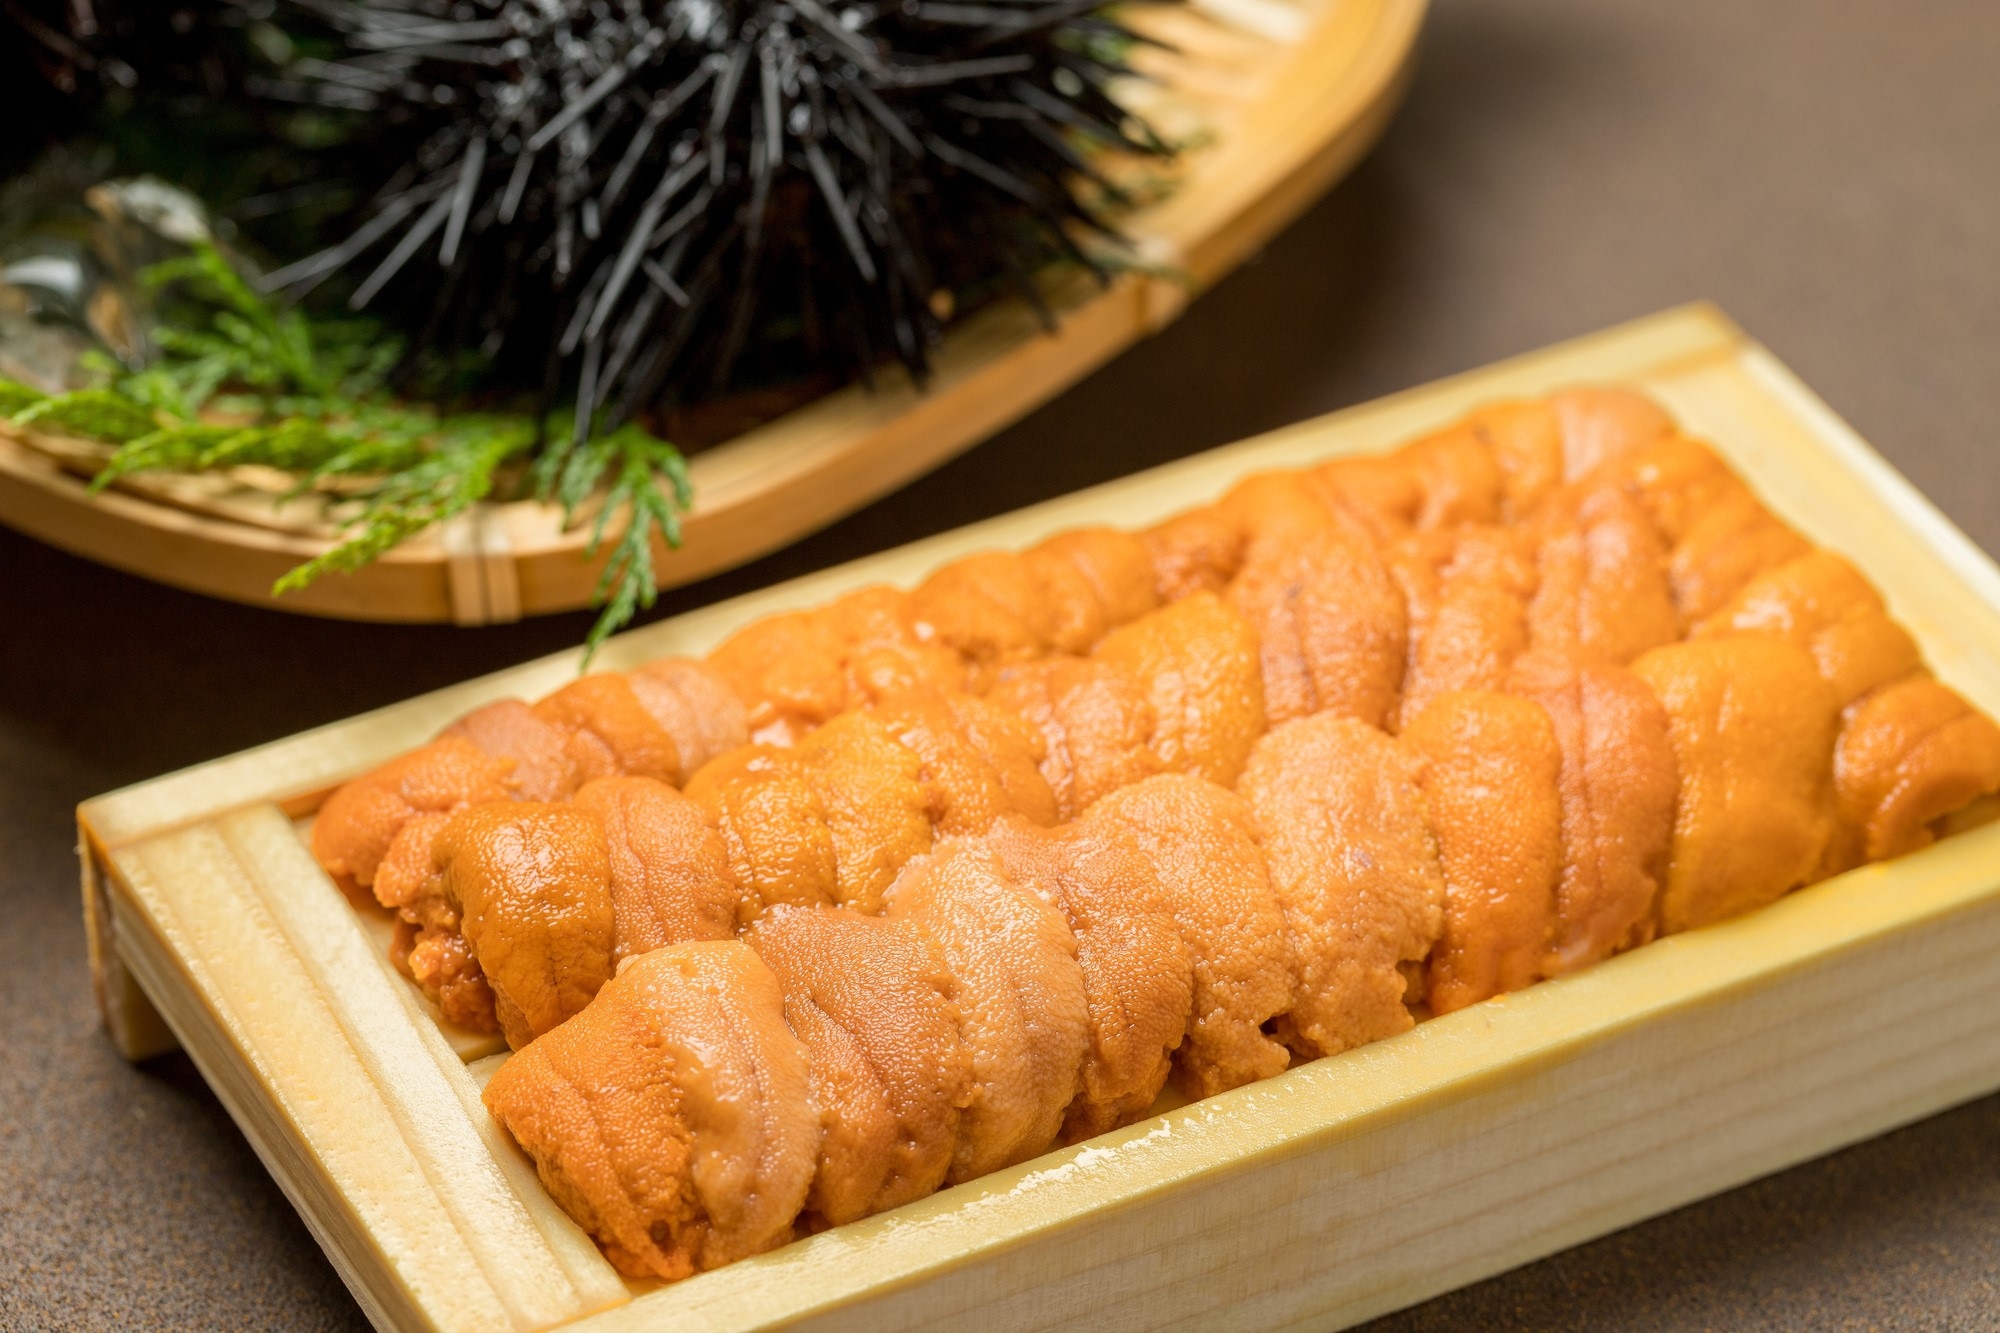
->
(249, 0), (1170, 445)
(1, 0), (1175, 655)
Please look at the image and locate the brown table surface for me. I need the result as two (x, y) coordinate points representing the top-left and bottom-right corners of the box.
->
(6, 0), (2000, 1327)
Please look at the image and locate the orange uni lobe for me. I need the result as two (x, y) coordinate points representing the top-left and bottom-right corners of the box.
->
(434, 802), (616, 1049)
(1401, 690), (1564, 1015)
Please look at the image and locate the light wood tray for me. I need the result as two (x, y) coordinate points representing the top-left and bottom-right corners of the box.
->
(76, 304), (2000, 1332)
(0, 0), (1427, 627)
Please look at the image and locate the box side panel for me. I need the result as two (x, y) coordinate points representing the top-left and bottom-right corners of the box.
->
(214, 806), (628, 1323)
(103, 816), (626, 1333)
(108, 833), (479, 1333)
(79, 822), (177, 1060)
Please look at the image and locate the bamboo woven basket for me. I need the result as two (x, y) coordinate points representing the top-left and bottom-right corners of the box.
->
(76, 303), (2000, 1332)
(0, 0), (1426, 626)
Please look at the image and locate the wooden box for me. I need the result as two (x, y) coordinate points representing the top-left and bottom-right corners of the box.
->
(77, 304), (2000, 1332)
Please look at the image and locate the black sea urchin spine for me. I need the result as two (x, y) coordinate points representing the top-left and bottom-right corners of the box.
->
(250, 0), (1168, 444)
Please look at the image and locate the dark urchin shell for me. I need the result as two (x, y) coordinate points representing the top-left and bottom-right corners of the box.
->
(251, 0), (1170, 441)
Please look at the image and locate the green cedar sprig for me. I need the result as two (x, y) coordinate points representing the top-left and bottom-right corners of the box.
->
(132, 241), (397, 409)
(13, 386), (158, 441)
(270, 416), (537, 593)
(1, 241), (692, 658)
(0, 379), (45, 415)
(559, 426), (695, 662)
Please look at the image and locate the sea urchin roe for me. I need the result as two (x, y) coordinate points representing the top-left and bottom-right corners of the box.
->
(532, 672), (685, 786)
(1693, 550), (1921, 708)
(984, 815), (1192, 1141)
(1836, 674), (2000, 861)
(885, 839), (1089, 1183)
(1311, 423), (1504, 537)
(372, 811), (505, 1030)
(1526, 484), (1680, 665)
(394, 913), (496, 1032)
(1227, 519), (1408, 730)
(683, 745), (840, 924)
(1085, 775), (1297, 1098)
(1391, 421), (1505, 529)
(867, 687), (1058, 835)
(1023, 537), (1135, 656)
(1402, 690), (1565, 1015)
(909, 550), (1063, 681)
(443, 698), (581, 801)
(306, 385), (2000, 1291)
(746, 904), (970, 1224)
(570, 776), (738, 960)
(1028, 527), (1160, 636)
(1239, 714), (1444, 1058)
(1548, 385), (1674, 481)
(704, 604), (858, 743)
(988, 656), (1163, 821)
(819, 585), (969, 709)
(790, 713), (936, 913)
(1632, 635), (1839, 932)
(1217, 470), (1344, 550)
(684, 712), (933, 919)
(626, 656), (751, 777)
(1508, 652), (1678, 976)
(482, 941), (818, 1281)
(1091, 591), (1266, 788)
(1466, 399), (1564, 519)
(311, 736), (516, 891)
(1142, 503), (1249, 601)
(434, 801), (616, 1049)
(1579, 433), (1739, 548)
(1665, 488), (1813, 623)
(1395, 525), (1539, 730)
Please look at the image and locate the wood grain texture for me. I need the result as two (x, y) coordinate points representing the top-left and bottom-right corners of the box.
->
(103, 807), (625, 1333)
(0, 0), (1427, 626)
(73, 304), (2000, 1332)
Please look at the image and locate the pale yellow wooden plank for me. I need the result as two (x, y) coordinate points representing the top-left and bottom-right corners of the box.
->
(377, 943), (629, 1311)
(112, 826), (512, 1333)
(78, 827), (176, 1061)
(1735, 346), (2000, 614)
(573, 823), (2000, 1333)
(100, 886), (419, 1333)
(423, 1034), (635, 1309)
(214, 805), (627, 1330)
(351, 903), (509, 1063)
